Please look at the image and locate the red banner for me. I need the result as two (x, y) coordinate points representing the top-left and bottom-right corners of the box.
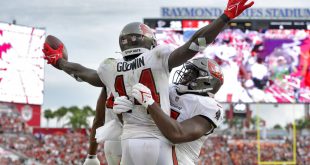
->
(0, 102), (41, 127)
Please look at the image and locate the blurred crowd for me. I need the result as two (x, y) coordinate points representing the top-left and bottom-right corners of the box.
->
(198, 136), (230, 165)
(157, 29), (310, 103)
(207, 29), (309, 103)
(1, 114), (309, 165)
(0, 132), (106, 165)
(197, 135), (309, 165)
(0, 112), (106, 165)
(0, 111), (28, 134)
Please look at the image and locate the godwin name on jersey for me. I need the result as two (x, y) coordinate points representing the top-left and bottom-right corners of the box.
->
(97, 45), (174, 141)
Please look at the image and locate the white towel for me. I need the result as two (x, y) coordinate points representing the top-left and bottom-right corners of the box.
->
(95, 119), (122, 143)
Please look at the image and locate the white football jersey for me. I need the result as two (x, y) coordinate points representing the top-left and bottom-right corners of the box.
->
(169, 85), (224, 165)
(105, 88), (119, 124)
(97, 45), (174, 142)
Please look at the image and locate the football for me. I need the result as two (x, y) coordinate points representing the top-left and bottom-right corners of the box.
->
(45, 35), (68, 69)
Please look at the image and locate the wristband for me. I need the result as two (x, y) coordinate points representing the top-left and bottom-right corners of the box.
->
(146, 99), (155, 108)
(220, 14), (231, 23)
(87, 154), (97, 159)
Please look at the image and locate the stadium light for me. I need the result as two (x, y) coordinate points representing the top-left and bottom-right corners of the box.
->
(230, 22), (237, 26)
(245, 22), (251, 27)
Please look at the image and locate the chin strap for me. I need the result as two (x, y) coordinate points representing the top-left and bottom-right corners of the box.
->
(207, 92), (215, 98)
(122, 48), (150, 57)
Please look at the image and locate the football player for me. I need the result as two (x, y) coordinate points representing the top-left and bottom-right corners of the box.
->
(113, 57), (224, 165)
(42, 1), (253, 164)
(83, 88), (122, 165)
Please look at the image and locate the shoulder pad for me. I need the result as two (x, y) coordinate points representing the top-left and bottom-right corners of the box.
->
(195, 97), (224, 127)
(103, 58), (117, 64)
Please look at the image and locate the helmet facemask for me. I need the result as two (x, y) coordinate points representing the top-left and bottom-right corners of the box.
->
(172, 58), (224, 96)
(174, 63), (199, 85)
(173, 62), (213, 96)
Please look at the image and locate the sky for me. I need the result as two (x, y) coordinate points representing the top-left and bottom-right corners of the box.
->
(0, 0), (309, 127)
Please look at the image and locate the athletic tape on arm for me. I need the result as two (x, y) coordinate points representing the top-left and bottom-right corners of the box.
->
(70, 73), (83, 82)
(189, 37), (208, 52)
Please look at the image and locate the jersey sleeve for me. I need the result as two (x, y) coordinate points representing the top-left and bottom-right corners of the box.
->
(156, 44), (175, 75)
(97, 58), (116, 87)
(193, 97), (224, 128)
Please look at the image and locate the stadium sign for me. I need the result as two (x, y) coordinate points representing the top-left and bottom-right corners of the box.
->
(161, 7), (310, 20)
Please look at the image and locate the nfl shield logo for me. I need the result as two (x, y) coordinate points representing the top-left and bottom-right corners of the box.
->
(215, 110), (221, 121)
(175, 96), (179, 102)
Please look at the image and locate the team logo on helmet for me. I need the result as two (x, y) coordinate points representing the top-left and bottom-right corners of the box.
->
(139, 24), (153, 38)
(208, 61), (224, 84)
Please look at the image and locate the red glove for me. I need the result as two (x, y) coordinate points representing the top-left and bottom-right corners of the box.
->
(42, 43), (64, 65)
(224, 0), (254, 19)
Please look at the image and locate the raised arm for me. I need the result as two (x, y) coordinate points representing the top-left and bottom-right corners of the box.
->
(84, 87), (107, 165)
(42, 43), (104, 87)
(168, 0), (254, 69)
(58, 59), (104, 87)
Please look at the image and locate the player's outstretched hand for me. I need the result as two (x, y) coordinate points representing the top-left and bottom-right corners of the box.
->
(42, 43), (64, 66)
(224, 0), (254, 19)
(83, 155), (100, 165)
(132, 83), (155, 108)
(113, 96), (133, 114)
